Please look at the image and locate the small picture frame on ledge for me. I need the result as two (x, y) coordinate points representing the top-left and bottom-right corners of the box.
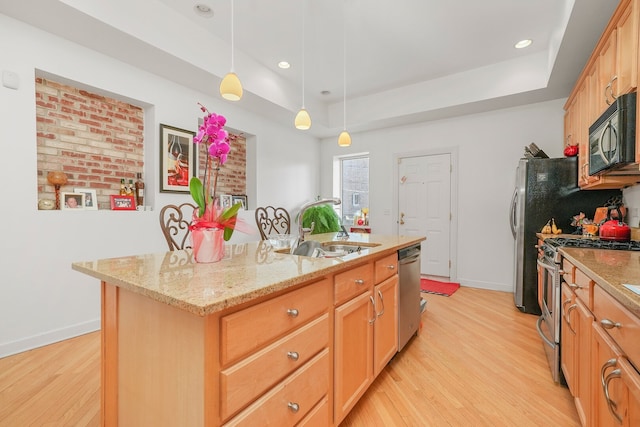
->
(219, 194), (233, 209)
(74, 188), (98, 210)
(232, 194), (248, 210)
(61, 192), (85, 210)
(110, 195), (136, 210)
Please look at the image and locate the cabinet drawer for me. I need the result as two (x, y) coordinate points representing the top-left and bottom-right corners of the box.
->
(374, 253), (398, 283)
(297, 395), (329, 427)
(562, 258), (575, 285)
(220, 314), (329, 420)
(573, 268), (593, 309)
(334, 262), (373, 305)
(223, 349), (330, 427)
(593, 285), (640, 368)
(221, 278), (330, 365)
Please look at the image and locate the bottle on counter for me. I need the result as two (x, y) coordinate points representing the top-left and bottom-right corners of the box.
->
(119, 178), (127, 195)
(135, 173), (145, 207)
(127, 179), (134, 196)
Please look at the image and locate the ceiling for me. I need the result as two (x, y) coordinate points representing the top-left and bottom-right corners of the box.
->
(0, 0), (619, 137)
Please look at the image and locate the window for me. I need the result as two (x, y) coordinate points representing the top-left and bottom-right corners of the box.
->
(334, 154), (369, 225)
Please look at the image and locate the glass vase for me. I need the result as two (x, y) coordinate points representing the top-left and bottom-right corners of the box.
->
(191, 227), (225, 263)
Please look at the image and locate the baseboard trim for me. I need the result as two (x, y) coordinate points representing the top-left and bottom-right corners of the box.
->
(0, 319), (100, 358)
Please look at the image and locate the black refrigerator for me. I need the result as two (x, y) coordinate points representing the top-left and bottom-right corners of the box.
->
(509, 156), (621, 314)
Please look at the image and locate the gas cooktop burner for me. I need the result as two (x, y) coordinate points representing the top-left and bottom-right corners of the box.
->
(543, 237), (640, 251)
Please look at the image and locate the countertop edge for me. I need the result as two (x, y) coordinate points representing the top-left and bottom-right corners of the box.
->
(559, 247), (640, 318)
(72, 235), (426, 316)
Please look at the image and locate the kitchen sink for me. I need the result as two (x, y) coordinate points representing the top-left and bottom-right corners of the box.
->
(274, 240), (380, 258)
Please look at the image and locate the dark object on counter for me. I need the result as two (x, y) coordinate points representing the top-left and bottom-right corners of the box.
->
(510, 156), (622, 315)
(523, 142), (549, 159)
(599, 206), (631, 242)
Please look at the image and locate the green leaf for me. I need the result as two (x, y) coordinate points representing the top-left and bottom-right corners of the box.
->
(189, 177), (206, 216)
(222, 202), (243, 241)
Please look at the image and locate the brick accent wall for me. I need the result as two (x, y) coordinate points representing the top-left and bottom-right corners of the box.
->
(35, 78), (144, 210)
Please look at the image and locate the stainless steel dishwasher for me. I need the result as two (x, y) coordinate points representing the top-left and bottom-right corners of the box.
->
(397, 243), (421, 351)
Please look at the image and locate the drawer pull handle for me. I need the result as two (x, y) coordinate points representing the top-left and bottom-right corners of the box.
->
(287, 402), (299, 413)
(600, 319), (621, 329)
(355, 279), (365, 285)
(568, 283), (581, 289)
(287, 351), (299, 361)
(286, 308), (299, 318)
(387, 265), (395, 270)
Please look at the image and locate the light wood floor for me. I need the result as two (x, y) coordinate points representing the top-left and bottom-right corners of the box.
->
(0, 287), (579, 426)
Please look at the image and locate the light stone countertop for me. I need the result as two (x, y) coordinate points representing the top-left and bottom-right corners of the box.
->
(560, 247), (640, 317)
(72, 233), (425, 316)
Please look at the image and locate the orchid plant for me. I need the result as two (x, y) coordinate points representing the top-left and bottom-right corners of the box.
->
(189, 103), (243, 241)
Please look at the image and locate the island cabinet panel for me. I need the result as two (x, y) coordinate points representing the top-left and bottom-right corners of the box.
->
(219, 313), (329, 420)
(103, 284), (211, 427)
(223, 349), (329, 426)
(334, 290), (374, 424)
(297, 395), (330, 426)
(220, 278), (331, 365)
(373, 275), (398, 377)
(593, 285), (640, 365)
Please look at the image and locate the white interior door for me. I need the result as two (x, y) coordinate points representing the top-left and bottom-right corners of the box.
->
(398, 153), (451, 277)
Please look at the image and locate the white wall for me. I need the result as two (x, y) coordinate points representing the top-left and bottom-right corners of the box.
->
(0, 14), (320, 357)
(320, 100), (567, 292)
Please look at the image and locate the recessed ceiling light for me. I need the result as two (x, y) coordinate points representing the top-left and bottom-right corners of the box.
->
(278, 61), (291, 69)
(194, 4), (214, 18)
(515, 39), (533, 49)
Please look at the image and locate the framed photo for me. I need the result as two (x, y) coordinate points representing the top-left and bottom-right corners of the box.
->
(232, 194), (248, 210)
(219, 194), (233, 209)
(160, 124), (196, 193)
(74, 188), (98, 210)
(110, 195), (136, 210)
(61, 192), (85, 210)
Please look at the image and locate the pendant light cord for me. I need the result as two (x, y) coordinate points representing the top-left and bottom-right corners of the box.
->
(230, 0), (235, 72)
(343, 5), (347, 131)
(301, 0), (306, 108)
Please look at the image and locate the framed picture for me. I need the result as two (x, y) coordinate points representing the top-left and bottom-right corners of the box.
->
(74, 188), (98, 210)
(219, 194), (233, 209)
(232, 194), (248, 210)
(160, 124), (196, 193)
(61, 192), (85, 210)
(110, 195), (136, 210)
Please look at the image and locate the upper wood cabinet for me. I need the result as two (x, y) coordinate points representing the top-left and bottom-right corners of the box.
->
(564, 0), (640, 190)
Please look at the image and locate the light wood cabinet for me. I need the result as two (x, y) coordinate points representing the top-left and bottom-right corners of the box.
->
(560, 259), (594, 426)
(333, 254), (399, 425)
(564, 0), (640, 190)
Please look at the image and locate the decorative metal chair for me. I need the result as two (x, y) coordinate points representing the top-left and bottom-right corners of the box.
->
(255, 206), (291, 240)
(159, 202), (197, 251)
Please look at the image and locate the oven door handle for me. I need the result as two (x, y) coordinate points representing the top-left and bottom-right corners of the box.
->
(536, 258), (556, 273)
(536, 315), (556, 349)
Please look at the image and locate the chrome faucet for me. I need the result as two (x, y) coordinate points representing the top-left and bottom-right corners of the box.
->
(296, 197), (342, 243)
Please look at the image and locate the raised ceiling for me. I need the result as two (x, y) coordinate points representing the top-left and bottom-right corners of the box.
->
(0, 0), (618, 137)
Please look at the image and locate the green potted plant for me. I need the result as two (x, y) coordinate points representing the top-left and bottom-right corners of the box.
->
(301, 203), (342, 234)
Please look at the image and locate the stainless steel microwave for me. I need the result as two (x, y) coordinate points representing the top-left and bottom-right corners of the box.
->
(588, 91), (636, 176)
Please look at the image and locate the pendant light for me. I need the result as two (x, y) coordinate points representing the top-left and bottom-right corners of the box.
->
(338, 5), (351, 147)
(294, 0), (311, 130)
(220, 0), (243, 101)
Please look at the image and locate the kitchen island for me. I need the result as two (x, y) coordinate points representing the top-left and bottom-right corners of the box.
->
(72, 233), (424, 426)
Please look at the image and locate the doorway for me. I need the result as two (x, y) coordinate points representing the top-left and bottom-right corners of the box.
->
(395, 149), (457, 280)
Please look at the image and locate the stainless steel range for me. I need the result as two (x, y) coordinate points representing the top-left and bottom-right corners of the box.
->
(537, 236), (640, 383)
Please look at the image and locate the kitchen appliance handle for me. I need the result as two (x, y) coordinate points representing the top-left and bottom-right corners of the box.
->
(598, 122), (618, 165)
(536, 315), (556, 349)
(399, 254), (420, 265)
(509, 189), (518, 238)
(536, 258), (556, 274)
